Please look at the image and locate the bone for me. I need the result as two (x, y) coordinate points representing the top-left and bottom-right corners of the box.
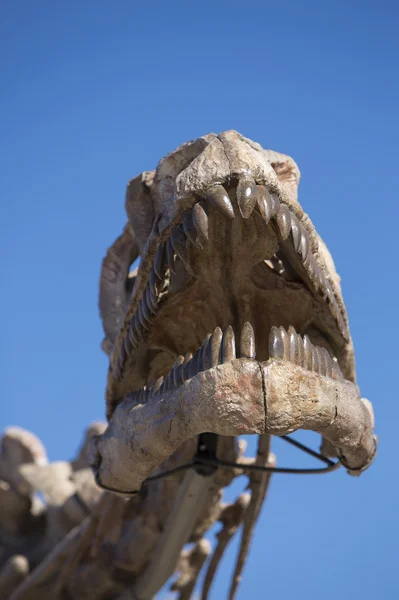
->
(332, 358), (344, 381)
(303, 334), (312, 370)
(198, 334), (212, 372)
(222, 326), (236, 362)
(206, 185), (235, 220)
(236, 176), (257, 219)
(192, 202), (209, 242)
(290, 214), (302, 253)
(183, 210), (202, 248)
(183, 353), (193, 380)
(188, 348), (200, 380)
(240, 322), (256, 359)
(154, 243), (165, 279)
(288, 326), (298, 362)
(275, 204), (291, 239)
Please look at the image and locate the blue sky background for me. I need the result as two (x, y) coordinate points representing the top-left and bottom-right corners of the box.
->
(1, 1), (397, 598)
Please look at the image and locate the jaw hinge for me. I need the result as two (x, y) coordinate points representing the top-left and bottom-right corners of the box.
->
(194, 432), (219, 476)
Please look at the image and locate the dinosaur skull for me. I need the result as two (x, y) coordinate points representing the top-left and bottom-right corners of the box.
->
(100, 130), (355, 421)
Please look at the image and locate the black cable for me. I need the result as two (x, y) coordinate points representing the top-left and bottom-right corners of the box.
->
(94, 434), (341, 496)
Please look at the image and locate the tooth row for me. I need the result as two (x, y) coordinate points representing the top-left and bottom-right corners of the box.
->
(127, 386), (150, 405)
(149, 322), (256, 396)
(270, 198), (349, 342)
(114, 179), (348, 380)
(268, 325), (344, 380)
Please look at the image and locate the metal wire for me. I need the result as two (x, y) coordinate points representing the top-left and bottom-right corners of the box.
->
(94, 434), (341, 496)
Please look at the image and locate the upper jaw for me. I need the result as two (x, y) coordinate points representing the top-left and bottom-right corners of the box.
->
(102, 131), (354, 418)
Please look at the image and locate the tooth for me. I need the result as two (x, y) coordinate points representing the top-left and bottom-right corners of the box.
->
(165, 237), (176, 274)
(303, 252), (315, 280)
(332, 358), (343, 381)
(198, 334), (211, 372)
(137, 301), (150, 331)
(124, 333), (133, 358)
(311, 346), (320, 374)
(183, 210), (202, 248)
(276, 205), (291, 240)
(256, 185), (273, 223)
(237, 176), (257, 218)
(189, 348), (201, 379)
(207, 185), (235, 220)
(299, 227), (309, 261)
(287, 326), (298, 363)
(268, 326), (284, 359)
(141, 293), (153, 324)
(164, 370), (174, 392)
(128, 317), (139, 348)
(153, 376), (164, 394)
(146, 286), (158, 314)
(316, 346), (327, 376)
(171, 224), (190, 267)
(173, 355), (185, 387)
(183, 353), (193, 380)
(303, 335), (313, 370)
(192, 202), (209, 242)
(210, 327), (223, 366)
(320, 347), (333, 378)
(279, 326), (290, 360)
(270, 193), (281, 214)
(222, 326), (236, 362)
(296, 334), (305, 367)
(240, 322), (255, 359)
(290, 215), (302, 253)
(154, 243), (165, 279)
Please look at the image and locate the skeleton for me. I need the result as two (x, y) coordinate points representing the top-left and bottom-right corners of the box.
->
(1, 131), (376, 599)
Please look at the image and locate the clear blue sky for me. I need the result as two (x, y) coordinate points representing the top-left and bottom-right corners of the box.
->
(1, 1), (397, 598)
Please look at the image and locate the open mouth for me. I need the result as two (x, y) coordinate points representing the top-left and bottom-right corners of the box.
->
(105, 166), (354, 419)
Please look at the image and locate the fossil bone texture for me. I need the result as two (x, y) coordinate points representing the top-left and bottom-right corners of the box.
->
(1, 131), (376, 600)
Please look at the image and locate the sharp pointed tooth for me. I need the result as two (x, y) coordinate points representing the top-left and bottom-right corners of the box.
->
(320, 347), (333, 378)
(222, 326), (236, 362)
(154, 243), (165, 279)
(171, 224), (190, 267)
(303, 335), (313, 370)
(165, 237), (176, 274)
(146, 286), (158, 314)
(256, 185), (273, 223)
(279, 326), (290, 360)
(189, 349), (200, 379)
(268, 326), (284, 359)
(183, 210), (202, 248)
(137, 301), (150, 331)
(237, 177), (257, 218)
(173, 355), (185, 387)
(316, 346), (327, 376)
(311, 346), (320, 374)
(128, 317), (139, 348)
(203, 336), (213, 371)
(123, 333), (133, 358)
(210, 327), (223, 366)
(207, 185), (235, 220)
(141, 293), (153, 324)
(192, 202), (209, 242)
(287, 326), (299, 363)
(183, 353), (193, 380)
(153, 376), (164, 394)
(290, 215), (302, 253)
(332, 358), (344, 381)
(299, 226), (309, 261)
(270, 193), (281, 215)
(297, 334), (305, 367)
(276, 205), (291, 240)
(240, 322), (255, 359)
(198, 334), (211, 372)
(303, 252), (315, 280)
